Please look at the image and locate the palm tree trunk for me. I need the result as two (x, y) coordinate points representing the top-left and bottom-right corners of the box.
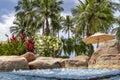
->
(86, 25), (91, 37)
(42, 22), (45, 35)
(45, 18), (50, 35)
(45, 0), (50, 36)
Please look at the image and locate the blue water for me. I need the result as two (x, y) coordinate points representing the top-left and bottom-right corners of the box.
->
(0, 68), (120, 80)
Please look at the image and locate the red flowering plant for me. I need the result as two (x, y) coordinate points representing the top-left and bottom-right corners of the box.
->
(26, 37), (34, 52)
(0, 32), (36, 55)
(20, 32), (26, 42)
(7, 33), (27, 55)
(10, 35), (17, 42)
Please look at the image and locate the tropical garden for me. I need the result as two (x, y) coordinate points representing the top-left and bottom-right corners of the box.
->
(0, 0), (120, 58)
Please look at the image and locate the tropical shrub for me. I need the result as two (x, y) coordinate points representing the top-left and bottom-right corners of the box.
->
(35, 35), (63, 57)
(61, 37), (94, 57)
(73, 37), (94, 57)
(0, 35), (26, 55)
(0, 33), (35, 55)
(61, 38), (74, 56)
(26, 37), (34, 52)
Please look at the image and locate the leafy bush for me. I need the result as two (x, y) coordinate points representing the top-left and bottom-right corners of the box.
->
(61, 37), (94, 57)
(0, 33), (35, 55)
(35, 35), (63, 57)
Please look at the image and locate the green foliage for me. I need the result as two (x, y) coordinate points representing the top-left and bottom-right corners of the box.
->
(0, 37), (27, 55)
(61, 38), (74, 56)
(9, 0), (120, 57)
(35, 35), (63, 57)
(72, 0), (114, 37)
(62, 15), (74, 38)
(73, 37), (94, 57)
(0, 32), (35, 56)
(111, 16), (120, 42)
(61, 37), (94, 57)
(11, 0), (64, 37)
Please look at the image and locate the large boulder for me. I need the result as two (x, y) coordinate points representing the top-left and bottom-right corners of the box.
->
(63, 56), (89, 68)
(0, 56), (29, 71)
(89, 40), (120, 68)
(29, 57), (64, 69)
(22, 52), (36, 62)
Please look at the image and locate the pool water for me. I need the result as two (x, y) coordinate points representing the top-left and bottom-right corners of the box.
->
(0, 68), (120, 80)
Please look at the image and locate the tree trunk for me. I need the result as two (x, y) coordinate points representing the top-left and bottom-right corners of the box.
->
(42, 22), (45, 35)
(45, 19), (50, 35)
(86, 25), (91, 37)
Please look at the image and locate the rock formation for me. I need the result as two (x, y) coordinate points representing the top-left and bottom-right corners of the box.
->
(0, 56), (29, 71)
(22, 52), (36, 62)
(0, 52), (90, 71)
(29, 57), (64, 69)
(63, 56), (89, 68)
(89, 40), (120, 68)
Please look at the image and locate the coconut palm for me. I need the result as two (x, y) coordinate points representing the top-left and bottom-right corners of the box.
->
(62, 15), (74, 38)
(72, 0), (114, 37)
(51, 16), (64, 37)
(33, 0), (63, 36)
(10, 17), (25, 36)
(11, 0), (41, 37)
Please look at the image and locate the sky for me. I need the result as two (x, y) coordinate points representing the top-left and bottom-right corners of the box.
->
(0, 0), (79, 41)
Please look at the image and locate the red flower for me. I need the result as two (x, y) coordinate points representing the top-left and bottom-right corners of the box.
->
(10, 35), (16, 42)
(26, 37), (34, 52)
(20, 32), (26, 42)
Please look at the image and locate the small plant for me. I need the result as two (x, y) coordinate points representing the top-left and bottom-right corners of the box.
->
(35, 35), (63, 57)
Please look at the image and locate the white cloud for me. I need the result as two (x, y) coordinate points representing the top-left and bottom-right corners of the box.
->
(61, 12), (72, 17)
(72, 0), (79, 5)
(0, 12), (15, 41)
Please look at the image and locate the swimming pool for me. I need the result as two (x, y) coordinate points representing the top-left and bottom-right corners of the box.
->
(0, 68), (120, 80)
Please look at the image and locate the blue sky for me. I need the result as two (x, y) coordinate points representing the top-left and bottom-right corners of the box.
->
(0, 0), (79, 41)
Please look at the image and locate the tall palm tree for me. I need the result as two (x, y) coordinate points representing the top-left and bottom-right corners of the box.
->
(51, 16), (63, 37)
(62, 15), (74, 38)
(72, 0), (114, 37)
(33, 0), (63, 36)
(11, 0), (40, 37)
(49, 0), (63, 36)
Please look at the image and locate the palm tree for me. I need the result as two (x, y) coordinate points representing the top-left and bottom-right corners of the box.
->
(51, 16), (64, 37)
(62, 15), (74, 38)
(112, 16), (120, 41)
(11, 0), (40, 37)
(72, 0), (114, 37)
(49, 0), (63, 36)
(10, 17), (25, 36)
(33, 0), (63, 36)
